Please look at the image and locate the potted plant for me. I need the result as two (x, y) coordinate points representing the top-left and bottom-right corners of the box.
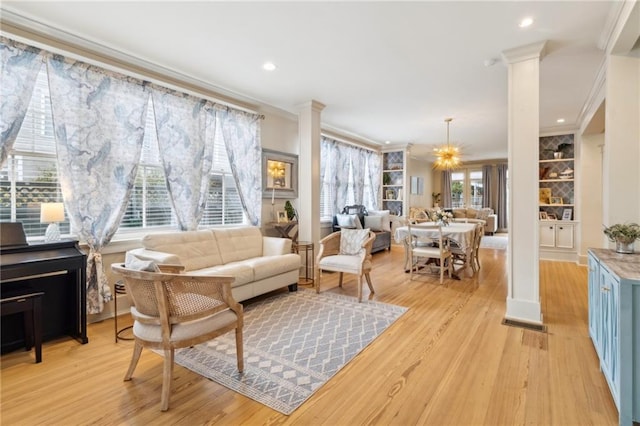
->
(553, 142), (573, 159)
(284, 200), (297, 221)
(603, 222), (640, 253)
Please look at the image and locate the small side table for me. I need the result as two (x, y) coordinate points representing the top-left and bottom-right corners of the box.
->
(294, 241), (314, 286)
(114, 280), (133, 342)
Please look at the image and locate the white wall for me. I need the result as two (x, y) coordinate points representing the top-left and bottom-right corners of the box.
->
(578, 132), (604, 263)
(406, 157), (433, 208)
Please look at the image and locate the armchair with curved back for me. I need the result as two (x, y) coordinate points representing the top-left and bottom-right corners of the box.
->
(315, 229), (376, 302)
(111, 263), (244, 411)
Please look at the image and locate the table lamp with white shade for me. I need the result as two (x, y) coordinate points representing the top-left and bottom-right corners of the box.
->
(40, 202), (64, 242)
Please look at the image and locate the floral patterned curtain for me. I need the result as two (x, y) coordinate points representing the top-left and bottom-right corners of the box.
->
(0, 37), (45, 166)
(365, 151), (382, 210)
(47, 54), (150, 314)
(218, 107), (262, 226)
(151, 87), (215, 230)
(351, 147), (366, 205)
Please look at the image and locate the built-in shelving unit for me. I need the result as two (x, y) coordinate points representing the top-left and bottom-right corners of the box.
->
(539, 134), (577, 260)
(382, 149), (406, 217)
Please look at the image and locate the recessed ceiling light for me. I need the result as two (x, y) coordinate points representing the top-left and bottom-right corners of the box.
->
(262, 62), (277, 71)
(557, 118), (565, 123)
(519, 17), (534, 28)
(385, 141), (391, 144)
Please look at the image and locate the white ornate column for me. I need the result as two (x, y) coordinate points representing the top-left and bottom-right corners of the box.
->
(297, 100), (325, 248)
(502, 41), (546, 326)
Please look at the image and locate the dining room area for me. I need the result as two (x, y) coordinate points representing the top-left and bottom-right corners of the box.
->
(393, 214), (486, 283)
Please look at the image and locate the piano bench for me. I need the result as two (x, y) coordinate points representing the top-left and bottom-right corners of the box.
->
(1, 292), (44, 363)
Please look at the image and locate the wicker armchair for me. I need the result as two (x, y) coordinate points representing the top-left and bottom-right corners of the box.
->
(111, 263), (244, 411)
(315, 230), (376, 302)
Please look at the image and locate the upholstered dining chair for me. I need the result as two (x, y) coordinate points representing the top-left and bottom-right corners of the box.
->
(111, 263), (244, 411)
(316, 229), (376, 302)
(450, 220), (485, 274)
(407, 223), (453, 283)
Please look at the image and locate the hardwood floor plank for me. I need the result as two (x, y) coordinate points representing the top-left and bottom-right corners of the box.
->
(0, 245), (619, 425)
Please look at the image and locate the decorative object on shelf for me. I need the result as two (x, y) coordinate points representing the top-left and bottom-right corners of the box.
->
(284, 200), (297, 221)
(429, 208), (453, 226)
(549, 196), (563, 205)
(539, 166), (549, 180)
(547, 213), (557, 220)
(553, 142), (573, 159)
(432, 118), (462, 170)
(539, 188), (551, 204)
(539, 211), (548, 220)
(385, 189), (395, 200)
(40, 202), (64, 242)
(559, 168), (574, 179)
(562, 209), (573, 221)
(548, 172), (558, 179)
(603, 222), (640, 254)
(383, 173), (391, 185)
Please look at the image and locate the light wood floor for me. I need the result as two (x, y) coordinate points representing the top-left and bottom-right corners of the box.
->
(1, 245), (619, 425)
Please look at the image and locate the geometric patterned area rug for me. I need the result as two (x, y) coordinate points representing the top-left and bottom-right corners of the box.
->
(479, 234), (508, 250)
(173, 288), (408, 414)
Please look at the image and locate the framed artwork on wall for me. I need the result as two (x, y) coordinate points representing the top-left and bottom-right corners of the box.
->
(262, 149), (298, 199)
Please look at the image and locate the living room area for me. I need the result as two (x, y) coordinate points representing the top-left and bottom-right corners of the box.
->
(1, 1), (639, 424)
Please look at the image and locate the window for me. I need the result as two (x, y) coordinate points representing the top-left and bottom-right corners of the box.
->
(2, 66), (244, 238)
(449, 169), (484, 209)
(0, 65), (70, 237)
(469, 170), (483, 209)
(450, 171), (465, 208)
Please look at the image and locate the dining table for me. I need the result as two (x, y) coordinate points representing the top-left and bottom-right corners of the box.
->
(394, 222), (478, 278)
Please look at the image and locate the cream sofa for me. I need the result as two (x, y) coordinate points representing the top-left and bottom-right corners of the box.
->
(126, 226), (301, 302)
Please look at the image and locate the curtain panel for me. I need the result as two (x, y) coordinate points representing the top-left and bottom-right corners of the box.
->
(151, 87), (215, 231)
(0, 37), (46, 166)
(482, 164), (493, 209)
(219, 107), (262, 226)
(365, 151), (382, 210)
(47, 54), (150, 314)
(441, 170), (452, 208)
(497, 164), (508, 229)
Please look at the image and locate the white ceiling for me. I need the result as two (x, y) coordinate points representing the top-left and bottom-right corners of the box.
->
(1, 1), (617, 161)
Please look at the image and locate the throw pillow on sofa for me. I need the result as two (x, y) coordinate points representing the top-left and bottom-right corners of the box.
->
(336, 213), (362, 229)
(364, 215), (383, 231)
(340, 228), (370, 255)
(368, 209), (391, 232)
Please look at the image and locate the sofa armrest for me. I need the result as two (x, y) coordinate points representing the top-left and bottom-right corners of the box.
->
(126, 248), (182, 265)
(263, 236), (292, 256)
(485, 215), (498, 234)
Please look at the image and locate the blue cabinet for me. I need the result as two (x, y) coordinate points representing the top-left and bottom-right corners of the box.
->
(588, 249), (640, 425)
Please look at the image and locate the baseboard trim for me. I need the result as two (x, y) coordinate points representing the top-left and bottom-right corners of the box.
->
(502, 318), (547, 332)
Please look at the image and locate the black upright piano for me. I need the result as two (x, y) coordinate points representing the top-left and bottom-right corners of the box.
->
(1, 223), (88, 353)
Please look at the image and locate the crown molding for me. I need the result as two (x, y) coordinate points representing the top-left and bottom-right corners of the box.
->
(501, 41), (547, 64)
(598, 0), (639, 54)
(576, 57), (607, 134)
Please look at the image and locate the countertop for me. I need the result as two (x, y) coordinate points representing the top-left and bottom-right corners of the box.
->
(588, 248), (640, 281)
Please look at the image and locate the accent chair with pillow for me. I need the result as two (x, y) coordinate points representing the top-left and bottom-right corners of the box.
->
(331, 205), (391, 253)
(316, 228), (376, 302)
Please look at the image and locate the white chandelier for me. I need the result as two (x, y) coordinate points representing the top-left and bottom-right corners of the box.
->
(433, 118), (462, 171)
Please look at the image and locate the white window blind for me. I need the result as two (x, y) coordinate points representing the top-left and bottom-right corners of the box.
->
(1, 65), (69, 237)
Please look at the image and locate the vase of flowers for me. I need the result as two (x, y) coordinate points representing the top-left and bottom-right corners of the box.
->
(603, 223), (640, 254)
(429, 208), (453, 226)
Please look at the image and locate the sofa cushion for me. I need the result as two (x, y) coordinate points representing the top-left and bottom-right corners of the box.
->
(142, 230), (222, 271)
(192, 262), (255, 287)
(368, 209), (391, 232)
(364, 215), (383, 231)
(336, 213), (362, 229)
(452, 208), (466, 218)
(212, 226), (263, 264)
(466, 208), (478, 218)
(244, 254), (301, 281)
